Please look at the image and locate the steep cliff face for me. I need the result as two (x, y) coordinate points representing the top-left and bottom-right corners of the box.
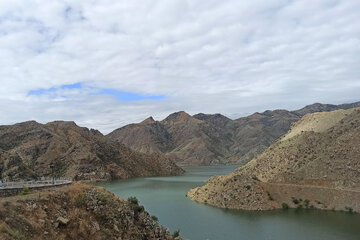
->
(0, 183), (177, 240)
(187, 108), (360, 213)
(0, 121), (184, 181)
(108, 102), (360, 166)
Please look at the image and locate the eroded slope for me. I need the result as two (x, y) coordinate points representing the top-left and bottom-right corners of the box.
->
(0, 121), (183, 181)
(187, 108), (360, 213)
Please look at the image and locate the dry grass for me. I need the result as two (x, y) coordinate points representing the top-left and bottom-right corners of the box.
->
(282, 108), (358, 141)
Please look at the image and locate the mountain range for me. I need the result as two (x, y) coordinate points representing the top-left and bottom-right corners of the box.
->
(1, 101), (359, 181)
(108, 101), (360, 166)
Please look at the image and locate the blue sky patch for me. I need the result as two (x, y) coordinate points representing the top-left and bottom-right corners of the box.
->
(98, 89), (165, 101)
(61, 82), (82, 89)
(28, 82), (164, 101)
(28, 87), (57, 95)
(28, 82), (82, 96)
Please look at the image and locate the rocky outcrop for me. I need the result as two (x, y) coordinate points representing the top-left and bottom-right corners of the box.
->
(0, 183), (177, 240)
(187, 108), (360, 213)
(107, 102), (360, 166)
(0, 121), (184, 181)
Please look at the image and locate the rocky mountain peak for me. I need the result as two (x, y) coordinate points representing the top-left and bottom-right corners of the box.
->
(193, 113), (232, 127)
(163, 111), (191, 123)
(140, 116), (156, 124)
(46, 120), (78, 128)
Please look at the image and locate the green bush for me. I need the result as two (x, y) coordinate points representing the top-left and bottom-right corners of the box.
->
(282, 203), (289, 210)
(128, 196), (139, 205)
(22, 186), (29, 195)
(172, 229), (180, 238)
(132, 205), (144, 213)
(292, 198), (300, 204)
(151, 215), (159, 222)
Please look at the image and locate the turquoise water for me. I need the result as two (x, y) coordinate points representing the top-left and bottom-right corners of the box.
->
(98, 165), (360, 240)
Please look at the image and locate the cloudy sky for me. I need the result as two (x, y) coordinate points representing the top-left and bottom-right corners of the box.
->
(0, 0), (359, 133)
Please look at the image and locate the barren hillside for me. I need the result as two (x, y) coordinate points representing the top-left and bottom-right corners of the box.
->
(187, 108), (360, 213)
(108, 102), (360, 166)
(0, 121), (183, 181)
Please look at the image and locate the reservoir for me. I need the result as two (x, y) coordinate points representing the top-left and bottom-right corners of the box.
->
(99, 165), (360, 240)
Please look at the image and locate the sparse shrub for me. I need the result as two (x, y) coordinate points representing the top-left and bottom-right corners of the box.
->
(97, 192), (107, 202)
(245, 185), (251, 190)
(74, 194), (86, 207)
(151, 215), (159, 222)
(132, 205), (144, 213)
(128, 196), (139, 205)
(345, 207), (353, 214)
(172, 229), (180, 238)
(267, 192), (274, 201)
(292, 198), (300, 204)
(22, 186), (29, 195)
(304, 199), (310, 208)
(282, 203), (289, 209)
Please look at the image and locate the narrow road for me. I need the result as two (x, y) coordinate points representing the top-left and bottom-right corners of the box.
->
(266, 182), (360, 193)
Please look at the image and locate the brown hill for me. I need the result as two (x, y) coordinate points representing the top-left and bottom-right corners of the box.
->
(187, 108), (360, 213)
(108, 111), (235, 165)
(108, 102), (360, 166)
(0, 183), (177, 240)
(0, 121), (184, 181)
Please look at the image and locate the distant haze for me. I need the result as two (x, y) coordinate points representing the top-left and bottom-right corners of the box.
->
(0, 0), (359, 133)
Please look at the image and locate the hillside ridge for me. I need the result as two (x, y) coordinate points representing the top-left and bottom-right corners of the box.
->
(187, 108), (360, 213)
(108, 101), (360, 165)
(0, 120), (183, 181)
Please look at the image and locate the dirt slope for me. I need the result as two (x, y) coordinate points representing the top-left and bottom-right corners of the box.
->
(187, 108), (360, 213)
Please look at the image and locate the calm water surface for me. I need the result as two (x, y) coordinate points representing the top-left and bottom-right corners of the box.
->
(99, 165), (360, 240)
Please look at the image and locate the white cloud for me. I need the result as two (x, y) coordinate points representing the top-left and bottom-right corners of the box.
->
(0, 0), (359, 133)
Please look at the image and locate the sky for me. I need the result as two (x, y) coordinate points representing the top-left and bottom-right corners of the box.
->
(0, 0), (359, 133)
